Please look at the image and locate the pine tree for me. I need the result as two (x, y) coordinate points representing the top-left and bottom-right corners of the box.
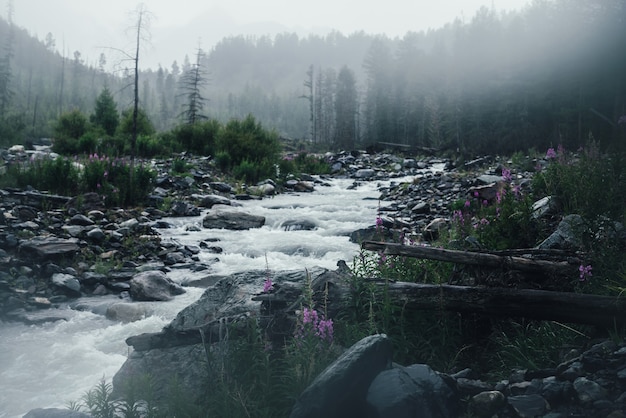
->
(178, 47), (209, 125)
(91, 87), (119, 136)
(334, 66), (358, 150)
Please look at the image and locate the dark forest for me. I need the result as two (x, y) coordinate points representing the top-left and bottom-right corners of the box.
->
(0, 0), (625, 155)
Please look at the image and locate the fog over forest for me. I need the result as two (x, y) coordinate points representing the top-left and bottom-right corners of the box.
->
(0, 0), (624, 155)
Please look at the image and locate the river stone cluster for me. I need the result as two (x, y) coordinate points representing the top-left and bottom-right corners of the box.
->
(3, 145), (623, 417)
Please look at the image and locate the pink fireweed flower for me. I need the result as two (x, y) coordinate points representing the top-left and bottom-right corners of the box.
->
(263, 277), (273, 293)
(297, 307), (334, 344)
(316, 318), (334, 342)
(502, 167), (512, 182)
(464, 200), (471, 208)
(546, 148), (557, 159)
(375, 216), (383, 229)
(579, 264), (592, 281)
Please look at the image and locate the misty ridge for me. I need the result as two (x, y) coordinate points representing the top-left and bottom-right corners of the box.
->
(0, 0), (624, 155)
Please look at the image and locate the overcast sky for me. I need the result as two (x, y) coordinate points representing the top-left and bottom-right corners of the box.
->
(1, 0), (531, 70)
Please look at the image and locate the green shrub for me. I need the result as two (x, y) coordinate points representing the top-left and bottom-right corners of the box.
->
(214, 151), (231, 172)
(118, 108), (155, 138)
(136, 134), (167, 158)
(6, 156), (81, 195)
(171, 119), (220, 156)
(532, 142), (626, 222)
(216, 115), (280, 170)
(55, 109), (88, 141)
(80, 155), (155, 207)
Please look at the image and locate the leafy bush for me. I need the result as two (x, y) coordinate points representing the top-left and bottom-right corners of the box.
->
(450, 170), (539, 250)
(216, 114), (280, 171)
(5, 156), (81, 195)
(1, 154), (155, 207)
(278, 153), (330, 180)
(55, 109), (88, 142)
(532, 142), (626, 222)
(118, 108), (155, 138)
(171, 119), (220, 156)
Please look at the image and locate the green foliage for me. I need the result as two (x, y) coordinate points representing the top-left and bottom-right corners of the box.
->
(492, 321), (588, 374)
(91, 87), (119, 136)
(55, 109), (88, 140)
(216, 114), (280, 173)
(170, 119), (220, 156)
(532, 142), (626, 223)
(1, 154), (155, 207)
(450, 181), (539, 250)
(136, 135), (167, 158)
(278, 153), (331, 179)
(53, 110), (88, 153)
(119, 108), (155, 138)
(3, 156), (81, 195)
(81, 379), (118, 418)
(0, 113), (26, 147)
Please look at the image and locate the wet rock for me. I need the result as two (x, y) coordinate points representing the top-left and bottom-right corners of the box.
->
(51, 273), (81, 296)
(106, 302), (151, 322)
(129, 270), (185, 301)
(507, 394), (549, 417)
(202, 205), (265, 230)
(366, 364), (459, 418)
(468, 391), (506, 417)
(209, 181), (232, 193)
(170, 201), (200, 217)
(197, 193), (232, 208)
(86, 227), (106, 242)
(18, 236), (79, 259)
(574, 376), (607, 403)
(355, 168), (376, 179)
(537, 214), (586, 250)
(290, 334), (392, 418)
(281, 219), (317, 231)
(69, 214), (94, 226)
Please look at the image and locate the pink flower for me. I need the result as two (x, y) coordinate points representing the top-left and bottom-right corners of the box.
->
(546, 148), (557, 159)
(579, 264), (592, 281)
(263, 277), (273, 293)
(502, 167), (512, 182)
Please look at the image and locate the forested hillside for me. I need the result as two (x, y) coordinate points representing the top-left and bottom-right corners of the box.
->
(0, 0), (624, 154)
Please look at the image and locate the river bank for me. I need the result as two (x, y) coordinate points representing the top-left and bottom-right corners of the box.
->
(5, 146), (624, 417)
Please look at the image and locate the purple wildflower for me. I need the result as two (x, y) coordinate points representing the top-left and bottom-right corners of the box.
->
(546, 148), (557, 159)
(375, 216), (383, 229)
(579, 264), (592, 281)
(502, 167), (512, 182)
(263, 277), (273, 293)
(464, 200), (471, 208)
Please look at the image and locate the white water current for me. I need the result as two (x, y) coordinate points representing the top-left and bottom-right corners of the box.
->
(0, 175), (420, 417)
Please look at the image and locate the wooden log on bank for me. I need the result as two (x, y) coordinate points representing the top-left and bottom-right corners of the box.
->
(379, 281), (626, 327)
(362, 241), (579, 276)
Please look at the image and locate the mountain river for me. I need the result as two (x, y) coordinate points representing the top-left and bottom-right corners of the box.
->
(0, 173), (427, 417)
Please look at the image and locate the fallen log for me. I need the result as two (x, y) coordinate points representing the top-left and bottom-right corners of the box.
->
(362, 241), (579, 276)
(379, 281), (626, 327)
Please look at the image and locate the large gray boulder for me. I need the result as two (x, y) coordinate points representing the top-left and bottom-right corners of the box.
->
(537, 214), (585, 250)
(18, 236), (80, 259)
(129, 270), (185, 301)
(290, 334), (393, 418)
(106, 302), (152, 322)
(202, 204), (265, 230)
(366, 364), (459, 418)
